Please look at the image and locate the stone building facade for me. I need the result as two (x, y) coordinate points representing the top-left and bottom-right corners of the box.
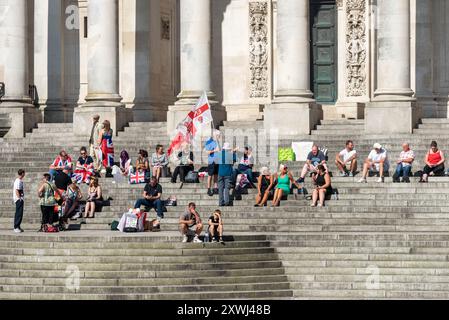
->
(0, 0), (448, 137)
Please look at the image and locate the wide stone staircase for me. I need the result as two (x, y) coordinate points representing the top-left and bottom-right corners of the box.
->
(1, 118), (449, 299)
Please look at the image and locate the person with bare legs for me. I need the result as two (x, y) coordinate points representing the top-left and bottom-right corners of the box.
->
(179, 202), (203, 243)
(311, 165), (332, 207)
(272, 165), (301, 207)
(358, 143), (390, 183)
(255, 167), (274, 207)
(335, 140), (357, 177)
(208, 210), (224, 243)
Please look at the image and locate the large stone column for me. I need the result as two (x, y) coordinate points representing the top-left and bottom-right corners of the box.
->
(265, 0), (322, 136)
(0, 0), (41, 137)
(366, 0), (420, 133)
(34, 0), (70, 123)
(74, 0), (130, 136)
(167, 0), (225, 134)
(415, 0), (437, 117)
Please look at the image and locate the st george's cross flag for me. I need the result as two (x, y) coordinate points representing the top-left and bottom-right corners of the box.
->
(167, 92), (213, 156)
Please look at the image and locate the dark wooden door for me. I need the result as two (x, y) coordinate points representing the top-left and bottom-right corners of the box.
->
(310, 0), (337, 103)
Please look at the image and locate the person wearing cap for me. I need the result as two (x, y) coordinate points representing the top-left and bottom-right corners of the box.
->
(255, 167), (274, 207)
(392, 143), (415, 183)
(217, 142), (237, 206)
(89, 115), (103, 172)
(358, 143), (390, 183)
(420, 141), (445, 183)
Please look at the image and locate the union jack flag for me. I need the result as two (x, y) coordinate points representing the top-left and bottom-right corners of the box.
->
(74, 165), (94, 184)
(129, 171), (146, 184)
(101, 136), (115, 168)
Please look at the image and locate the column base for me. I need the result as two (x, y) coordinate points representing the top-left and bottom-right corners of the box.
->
(74, 102), (131, 137)
(40, 103), (74, 123)
(0, 103), (42, 138)
(365, 100), (421, 134)
(167, 104), (226, 136)
(129, 103), (168, 122)
(335, 102), (366, 119)
(264, 102), (323, 136)
(225, 104), (264, 122)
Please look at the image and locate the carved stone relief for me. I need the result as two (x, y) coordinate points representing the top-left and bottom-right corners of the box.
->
(249, 1), (269, 98)
(346, 0), (367, 96)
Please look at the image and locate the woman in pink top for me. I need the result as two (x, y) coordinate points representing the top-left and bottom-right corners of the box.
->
(420, 141), (445, 183)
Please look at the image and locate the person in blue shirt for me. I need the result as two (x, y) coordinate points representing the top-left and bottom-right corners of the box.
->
(217, 143), (237, 207)
(204, 130), (221, 197)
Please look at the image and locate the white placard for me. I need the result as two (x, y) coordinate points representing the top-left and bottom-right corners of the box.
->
(291, 142), (314, 162)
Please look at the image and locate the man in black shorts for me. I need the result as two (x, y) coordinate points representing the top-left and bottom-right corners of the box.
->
(205, 130), (221, 196)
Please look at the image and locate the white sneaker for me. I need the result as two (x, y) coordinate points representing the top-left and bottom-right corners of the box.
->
(377, 177), (384, 183)
(358, 178), (367, 183)
(182, 235), (188, 243)
(193, 236), (203, 243)
(317, 203), (322, 207)
(13, 228), (22, 233)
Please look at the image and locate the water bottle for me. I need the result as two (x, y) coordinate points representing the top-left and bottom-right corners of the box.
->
(204, 232), (210, 243)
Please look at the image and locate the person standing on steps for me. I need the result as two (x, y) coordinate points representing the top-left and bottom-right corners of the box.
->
(89, 115), (103, 173)
(97, 120), (114, 176)
(217, 143), (237, 207)
(179, 202), (203, 243)
(205, 129), (221, 196)
(13, 169), (25, 233)
(37, 173), (60, 232)
(335, 140), (357, 177)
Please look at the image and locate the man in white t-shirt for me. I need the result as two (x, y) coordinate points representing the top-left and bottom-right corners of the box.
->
(393, 143), (415, 183)
(358, 143), (390, 183)
(335, 140), (357, 177)
(13, 169), (25, 233)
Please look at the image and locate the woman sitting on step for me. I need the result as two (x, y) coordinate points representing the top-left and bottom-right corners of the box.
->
(271, 164), (301, 207)
(151, 145), (169, 182)
(136, 149), (150, 181)
(60, 181), (83, 230)
(420, 141), (445, 183)
(254, 167), (274, 207)
(311, 165), (332, 207)
(84, 177), (103, 219)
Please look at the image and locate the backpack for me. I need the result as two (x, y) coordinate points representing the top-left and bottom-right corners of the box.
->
(185, 171), (199, 183)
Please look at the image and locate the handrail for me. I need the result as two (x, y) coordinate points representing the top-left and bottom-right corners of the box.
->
(0, 82), (4, 99)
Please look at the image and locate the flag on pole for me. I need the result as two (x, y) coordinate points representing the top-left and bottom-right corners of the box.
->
(167, 92), (213, 156)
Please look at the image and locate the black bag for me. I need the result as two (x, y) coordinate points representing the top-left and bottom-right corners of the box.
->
(185, 171), (199, 183)
(165, 196), (177, 207)
(124, 227), (138, 233)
